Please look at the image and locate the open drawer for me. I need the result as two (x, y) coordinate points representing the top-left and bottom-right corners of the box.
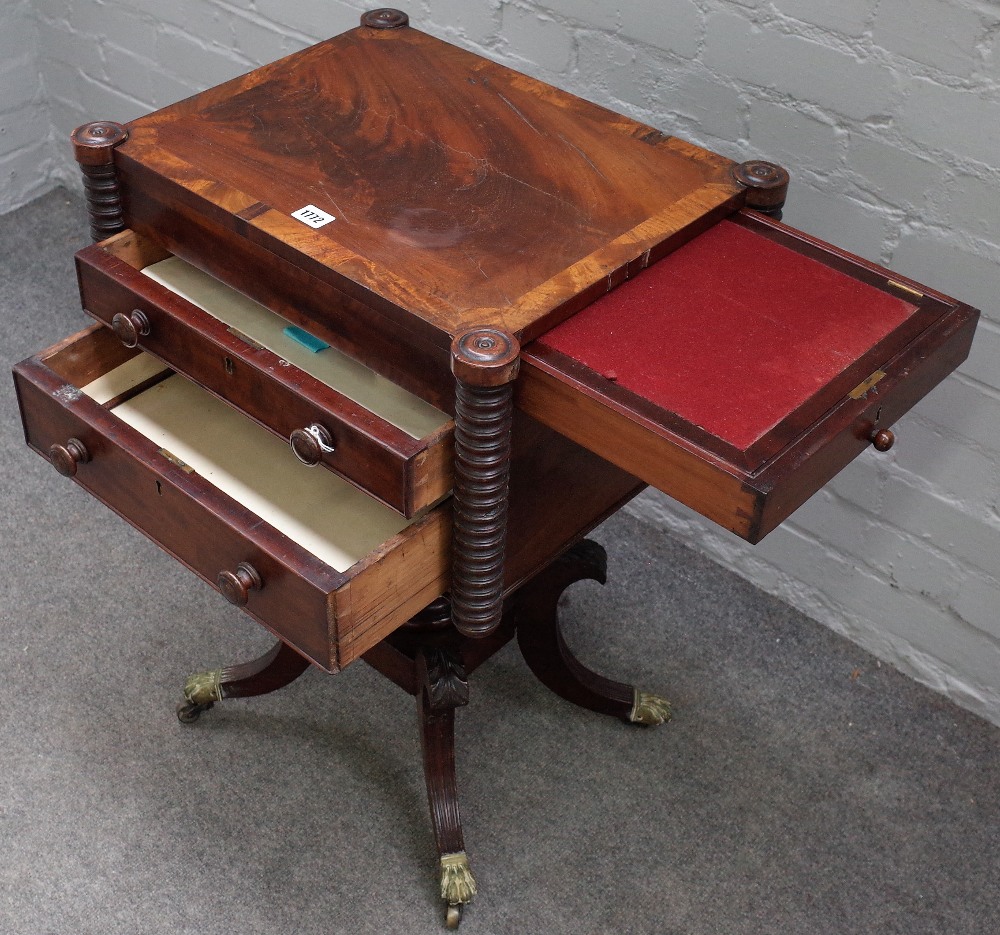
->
(13, 325), (450, 672)
(75, 230), (453, 517)
(518, 211), (979, 543)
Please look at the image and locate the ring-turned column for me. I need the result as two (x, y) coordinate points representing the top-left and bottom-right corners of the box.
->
(71, 121), (129, 242)
(449, 328), (520, 639)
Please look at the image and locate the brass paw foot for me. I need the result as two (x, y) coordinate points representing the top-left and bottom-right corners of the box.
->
(176, 668), (223, 723)
(627, 689), (672, 726)
(441, 851), (476, 927)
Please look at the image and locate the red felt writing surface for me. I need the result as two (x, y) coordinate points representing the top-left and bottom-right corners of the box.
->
(536, 219), (918, 456)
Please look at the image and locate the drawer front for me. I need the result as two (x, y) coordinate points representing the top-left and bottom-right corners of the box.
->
(14, 328), (451, 671)
(76, 234), (453, 517)
(750, 306), (978, 540)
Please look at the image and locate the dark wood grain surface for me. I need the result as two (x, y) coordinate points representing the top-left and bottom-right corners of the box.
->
(115, 21), (743, 344)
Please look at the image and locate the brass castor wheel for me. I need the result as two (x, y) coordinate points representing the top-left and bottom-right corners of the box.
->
(176, 700), (214, 723)
(445, 903), (463, 929)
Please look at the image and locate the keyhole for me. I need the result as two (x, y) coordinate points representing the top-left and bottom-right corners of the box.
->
(155, 480), (163, 496)
(224, 357), (235, 376)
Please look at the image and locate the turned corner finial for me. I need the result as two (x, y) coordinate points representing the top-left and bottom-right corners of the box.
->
(70, 121), (128, 166)
(450, 328), (520, 387)
(732, 160), (790, 219)
(361, 8), (410, 29)
(449, 326), (520, 641)
(71, 120), (129, 242)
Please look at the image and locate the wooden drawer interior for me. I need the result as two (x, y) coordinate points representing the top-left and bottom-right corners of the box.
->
(14, 326), (450, 671)
(519, 211), (978, 542)
(76, 230), (454, 516)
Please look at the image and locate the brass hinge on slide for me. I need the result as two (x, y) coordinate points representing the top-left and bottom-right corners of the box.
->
(849, 370), (887, 400)
(158, 447), (194, 473)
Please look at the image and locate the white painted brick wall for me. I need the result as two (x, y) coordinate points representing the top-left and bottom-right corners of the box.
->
(874, 0), (987, 76)
(0, 0), (56, 212)
(7, 0), (1000, 725)
(771, 0), (875, 38)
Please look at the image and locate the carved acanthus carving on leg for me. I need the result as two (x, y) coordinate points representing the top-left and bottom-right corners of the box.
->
(419, 646), (470, 713)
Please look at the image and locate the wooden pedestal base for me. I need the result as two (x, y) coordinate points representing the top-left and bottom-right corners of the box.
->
(176, 539), (671, 928)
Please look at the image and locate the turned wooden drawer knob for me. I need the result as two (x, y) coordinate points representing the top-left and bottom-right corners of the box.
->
(217, 562), (262, 606)
(48, 437), (90, 477)
(289, 423), (335, 465)
(111, 309), (151, 347)
(871, 428), (895, 452)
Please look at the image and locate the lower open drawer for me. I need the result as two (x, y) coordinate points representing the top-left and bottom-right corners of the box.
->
(13, 325), (450, 672)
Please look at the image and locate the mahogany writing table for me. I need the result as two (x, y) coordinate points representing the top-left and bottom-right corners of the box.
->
(12, 9), (978, 928)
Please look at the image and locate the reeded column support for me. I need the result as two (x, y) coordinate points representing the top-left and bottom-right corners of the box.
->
(449, 327), (520, 639)
(71, 121), (129, 242)
(732, 160), (790, 221)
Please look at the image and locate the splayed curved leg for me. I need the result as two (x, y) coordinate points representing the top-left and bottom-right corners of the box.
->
(177, 639), (311, 722)
(516, 539), (672, 726)
(417, 646), (476, 928)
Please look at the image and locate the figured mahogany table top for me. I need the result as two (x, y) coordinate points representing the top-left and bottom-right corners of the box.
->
(116, 19), (743, 342)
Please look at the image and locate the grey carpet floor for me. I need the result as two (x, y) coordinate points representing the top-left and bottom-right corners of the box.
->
(3, 190), (999, 935)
